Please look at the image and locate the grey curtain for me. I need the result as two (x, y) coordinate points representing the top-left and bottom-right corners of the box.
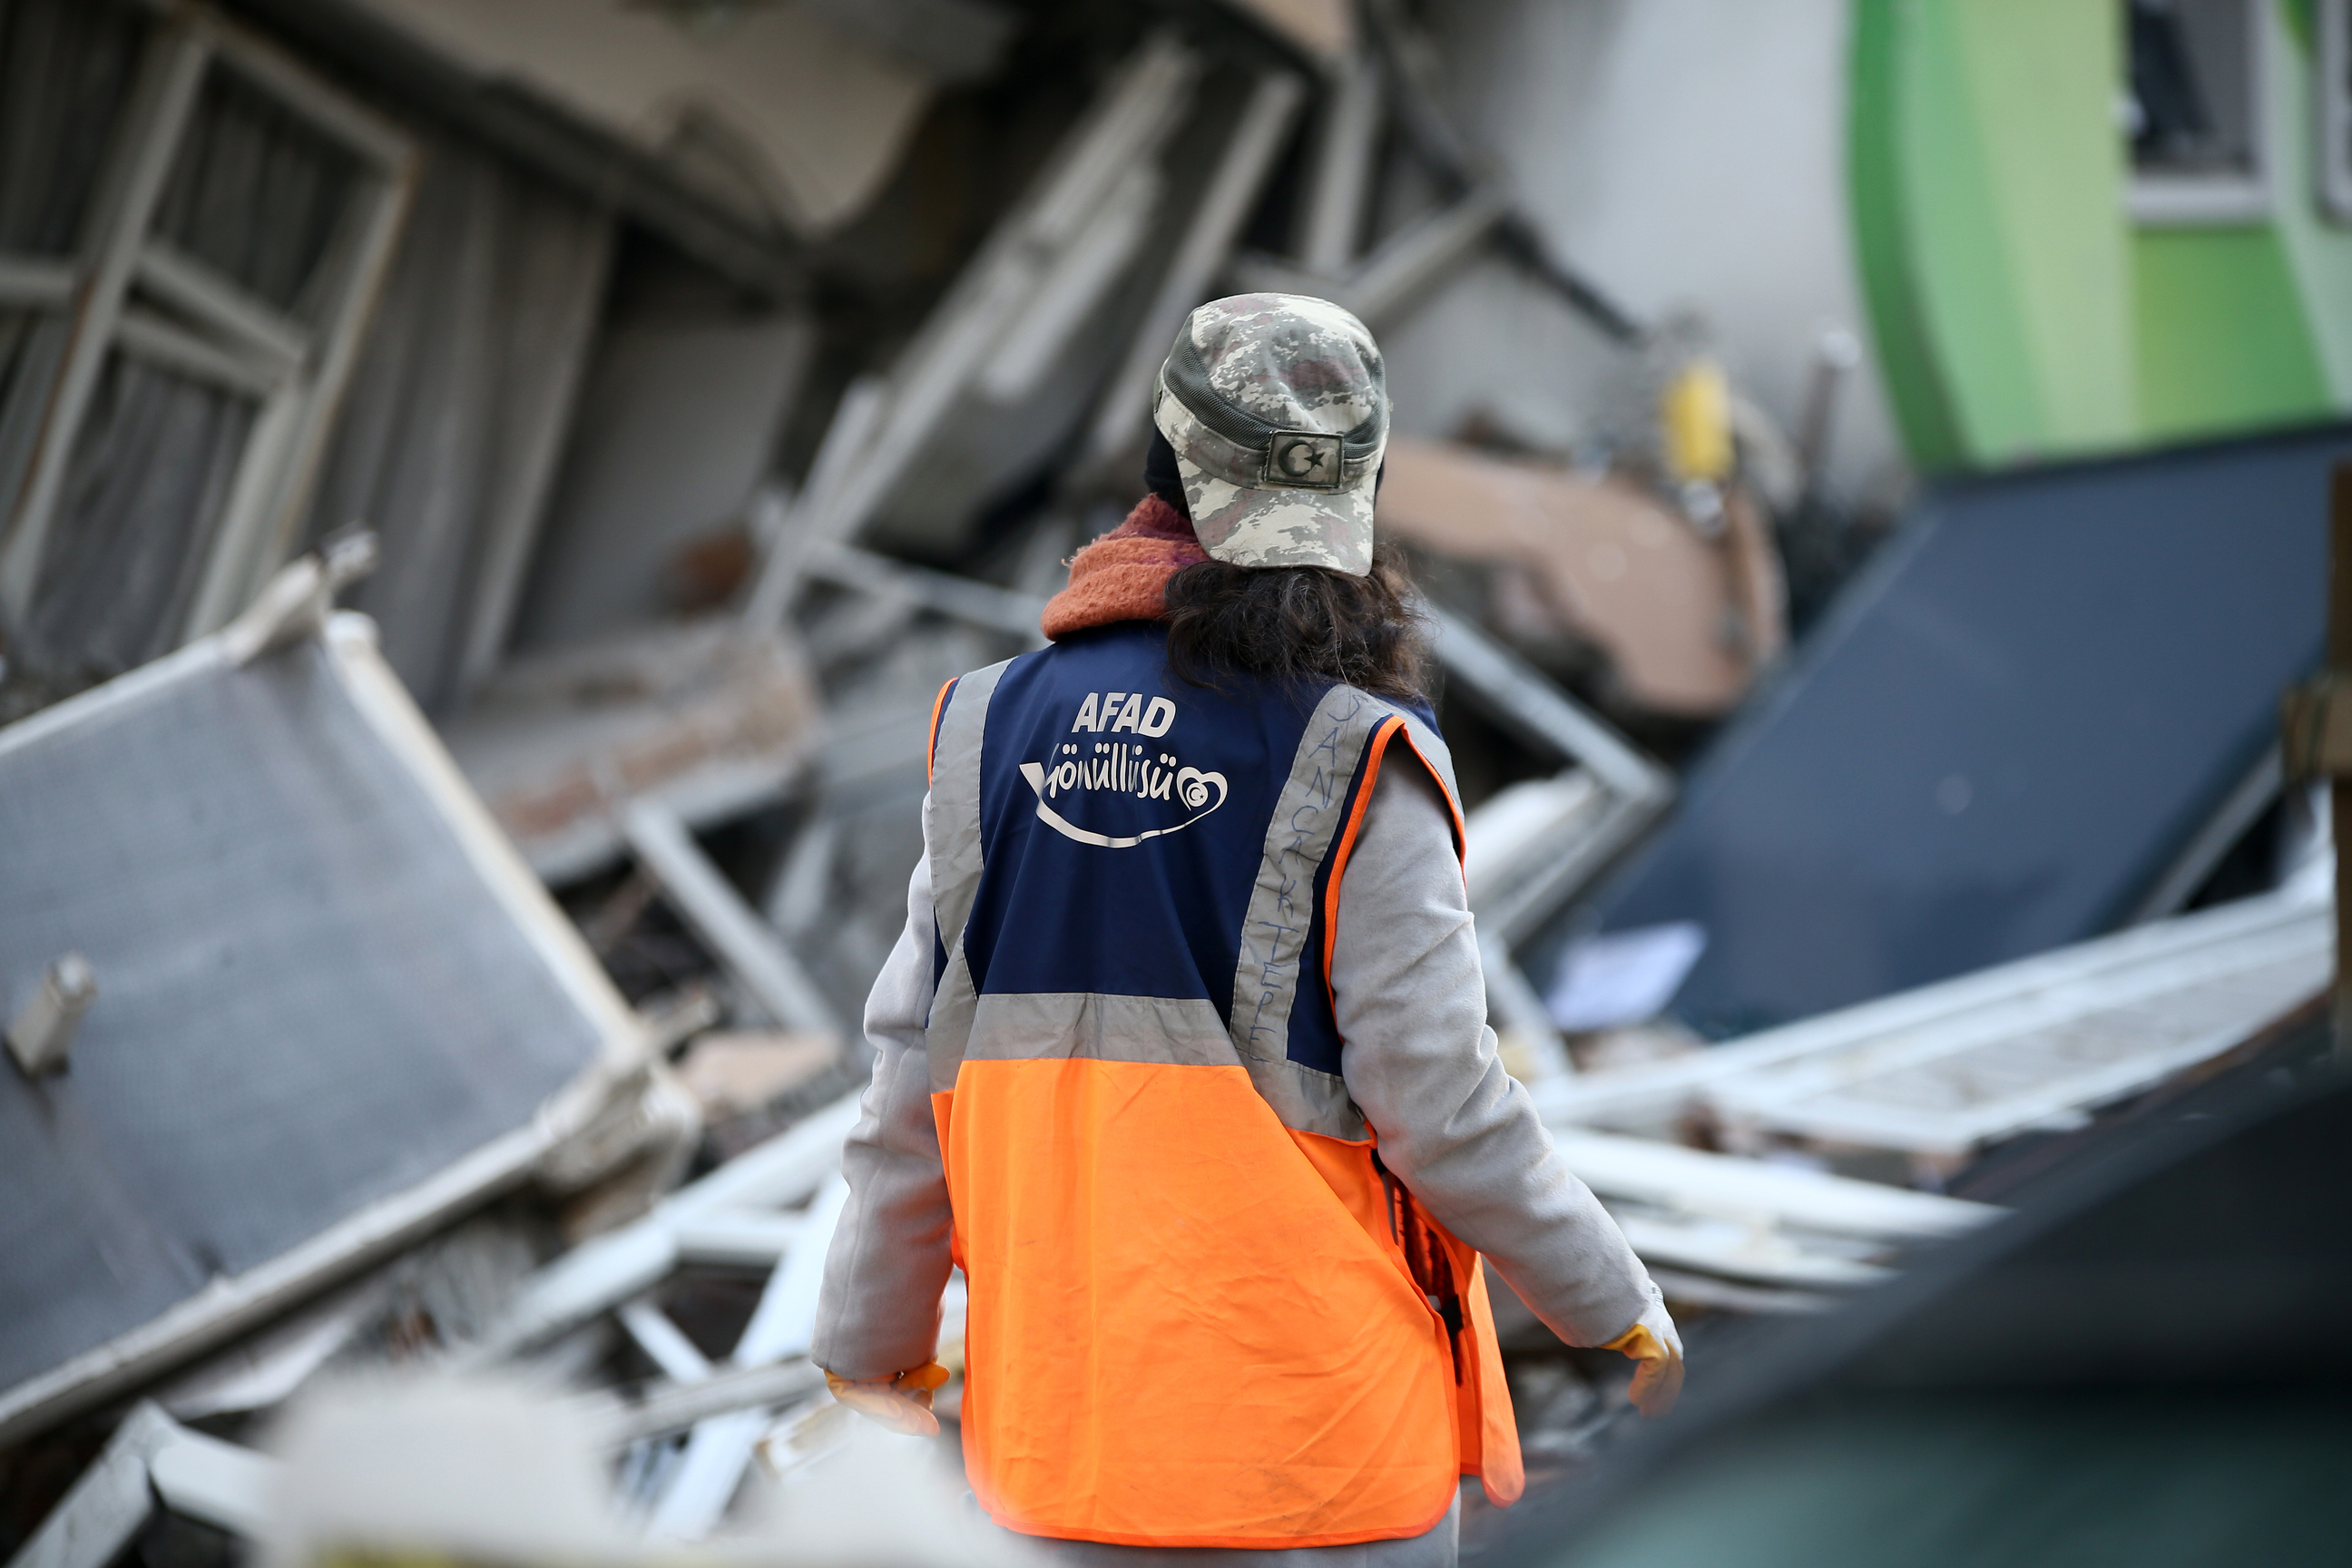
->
(0, 309), (61, 541)
(2, 0), (358, 703)
(302, 132), (613, 715)
(0, 0), (147, 257)
(0, 0), (613, 718)
(21, 358), (255, 684)
(0, 0), (147, 692)
(150, 63), (359, 318)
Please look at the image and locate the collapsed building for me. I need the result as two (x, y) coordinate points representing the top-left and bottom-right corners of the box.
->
(1, 0), (2347, 1557)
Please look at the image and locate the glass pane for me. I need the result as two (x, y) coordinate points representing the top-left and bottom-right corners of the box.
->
(151, 62), (362, 318)
(2127, 0), (2257, 177)
(0, 0), (151, 254)
(11, 352), (257, 701)
(2343, 1), (2352, 176)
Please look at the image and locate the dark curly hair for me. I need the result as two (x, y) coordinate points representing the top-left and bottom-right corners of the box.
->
(1161, 541), (1431, 704)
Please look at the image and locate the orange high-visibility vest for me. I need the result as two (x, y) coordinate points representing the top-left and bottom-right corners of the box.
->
(923, 625), (1522, 1551)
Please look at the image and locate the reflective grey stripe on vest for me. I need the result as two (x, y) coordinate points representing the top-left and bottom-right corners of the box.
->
(1228, 685), (1398, 1141)
(923, 671), (1433, 1144)
(932, 992), (1239, 1090)
(925, 660), (1013, 1083)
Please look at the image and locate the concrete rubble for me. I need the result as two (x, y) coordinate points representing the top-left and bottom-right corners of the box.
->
(0, 0), (2338, 1561)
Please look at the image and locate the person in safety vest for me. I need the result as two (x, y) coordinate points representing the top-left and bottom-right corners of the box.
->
(812, 293), (1681, 1565)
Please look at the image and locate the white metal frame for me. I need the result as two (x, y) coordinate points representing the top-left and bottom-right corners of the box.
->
(1554, 1126), (1998, 1289)
(4, 1404), (270, 1568)
(1073, 66), (1306, 478)
(466, 1091), (865, 1538)
(1425, 604), (1674, 947)
(2126, 0), (2274, 226)
(1233, 187), (1508, 332)
(617, 797), (844, 1043)
(1556, 1128), (1997, 1242)
(1297, 45), (1383, 276)
(1534, 881), (2331, 1156)
(1704, 892), (2331, 1156)
(2321, 0), (2352, 222)
(741, 34), (1201, 628)
(0, 5), (415, 652)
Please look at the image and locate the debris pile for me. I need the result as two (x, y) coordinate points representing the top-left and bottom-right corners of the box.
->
(0, 0), (2339, 1559)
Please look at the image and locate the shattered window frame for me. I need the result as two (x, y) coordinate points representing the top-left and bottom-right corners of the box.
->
(2122, 0), (2272, 226)
(0, 2), (415, 668)
(2323, 0), (2352, 223)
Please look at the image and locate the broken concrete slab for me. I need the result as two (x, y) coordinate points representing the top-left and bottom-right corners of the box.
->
(1382, 438), (1783, 718)
(0, 607), (650, 1446)
(441, 616), (821, 885)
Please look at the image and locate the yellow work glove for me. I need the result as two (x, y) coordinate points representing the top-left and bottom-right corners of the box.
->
(824, 1361), (951, 1437)
(1602, 1295), (1684, 1418)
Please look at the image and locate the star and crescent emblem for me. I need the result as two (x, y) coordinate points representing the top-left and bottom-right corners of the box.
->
(1262, 431), (1344, 491)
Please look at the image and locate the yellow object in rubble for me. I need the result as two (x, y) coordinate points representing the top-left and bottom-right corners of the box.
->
(1661, 360), (1734, 484)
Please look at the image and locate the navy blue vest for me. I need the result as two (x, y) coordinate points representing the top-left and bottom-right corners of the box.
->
(928, 622), (1458, 1122)
(916, 623), (1528, 1537)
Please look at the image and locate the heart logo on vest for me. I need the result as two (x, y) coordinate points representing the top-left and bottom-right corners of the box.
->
(1018, 756), (1230, 849)
(1174, 768), (1226, 812)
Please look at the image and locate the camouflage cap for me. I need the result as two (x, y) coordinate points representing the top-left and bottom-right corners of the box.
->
(1151, 293), (1387, 575)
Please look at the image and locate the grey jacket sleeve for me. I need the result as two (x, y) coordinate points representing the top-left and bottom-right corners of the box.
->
(1332, 762), (1656, 1348)
(810, 797), (956, 1380)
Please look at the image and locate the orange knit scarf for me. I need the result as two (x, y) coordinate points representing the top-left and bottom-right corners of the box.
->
(1040, 495), (1208, 640)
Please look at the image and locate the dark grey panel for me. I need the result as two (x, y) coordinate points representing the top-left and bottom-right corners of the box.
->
(0, 640), (601, 1392)
(1583, 425), (2347, 1037)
